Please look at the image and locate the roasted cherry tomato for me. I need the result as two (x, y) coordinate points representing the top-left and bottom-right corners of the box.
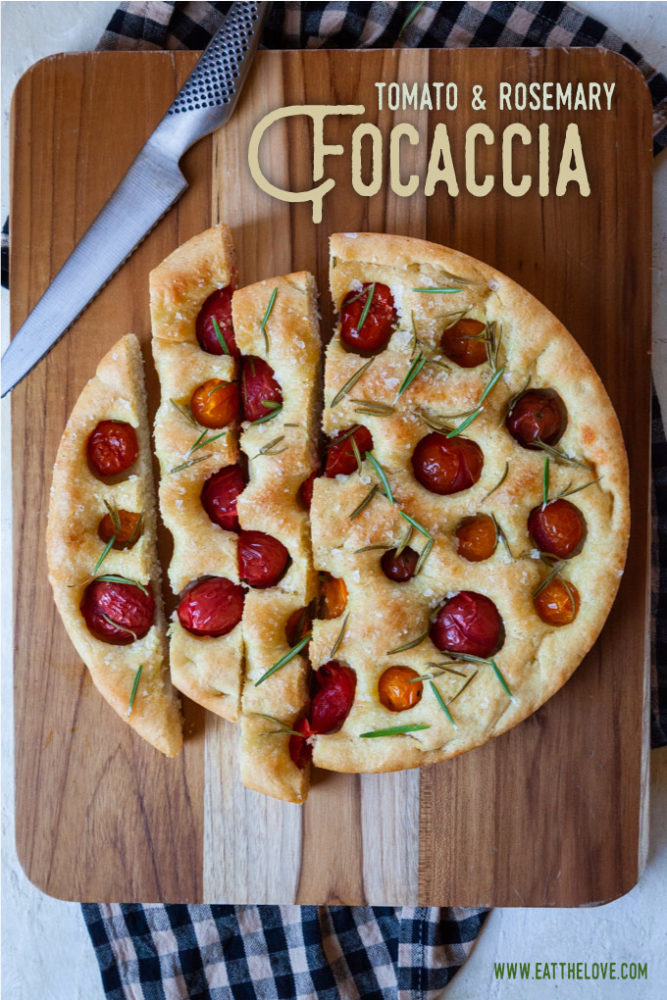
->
(98, 509), (143, 549)
(455, 514), (497, 562)
(528, 499), (585, 559)
(190, 379), (239, 429)
(289, 716), (314, 769)
(87, 421), (138, 478)
(195, 286), (239, 357)
(177, 577), (244, 637)
(440, 318), (488, 368)
(285, 606), (313, 647)
(318, 574), (348, 619)
(200, 465), (246, 531)
(325, 425), (373, 477)
(378, 666), (423, 712)
(310, 661), (357, 734)
(381, 546), (419, 582)
(340, 282), (397, 355)
(534, 578), (580, 626)
(81, 579), (154, 645)
(412, 432), (483, 495)
(298, 470), (318, 511)
(241, 356), (283, 422)
(505, 388), (567, 449)
(430, 591), (503, 659)
(238, 530), (290, 589)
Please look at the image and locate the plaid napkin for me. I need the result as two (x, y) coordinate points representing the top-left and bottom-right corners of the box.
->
(19, 1), (663, 997)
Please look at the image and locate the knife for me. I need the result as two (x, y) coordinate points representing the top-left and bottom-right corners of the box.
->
(1, 1), (270, 396)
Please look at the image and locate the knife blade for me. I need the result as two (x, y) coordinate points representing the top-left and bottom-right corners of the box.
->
(1, 1), (270, 397)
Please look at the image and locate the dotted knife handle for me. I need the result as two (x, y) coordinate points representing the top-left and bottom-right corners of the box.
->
(168, 1), (266, 119)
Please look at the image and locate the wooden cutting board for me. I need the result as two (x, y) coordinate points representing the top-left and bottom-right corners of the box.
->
(11, 48), (652, 906)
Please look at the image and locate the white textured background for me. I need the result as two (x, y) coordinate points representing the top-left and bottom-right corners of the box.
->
(1, 3), (666, 998)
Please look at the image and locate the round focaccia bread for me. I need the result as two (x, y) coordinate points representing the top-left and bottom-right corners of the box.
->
(46, 334), (183, 757)
(306, 233), (629, 774)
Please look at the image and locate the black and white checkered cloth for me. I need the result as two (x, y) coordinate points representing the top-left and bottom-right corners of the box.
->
(8, 2), (663, 997)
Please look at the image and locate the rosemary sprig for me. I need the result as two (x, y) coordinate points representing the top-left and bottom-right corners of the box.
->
(207, 380), (228, 398)
(259, 287), (278, 352)
(399, 511), (433, 540)
(252, 435), (286, 459)
(101, 614), (138, 642)
(170, 398), (197, 427)
(489, 657), (513, 699)
(412, 287), (462, 295)
(93, 535), (117, 575)
(448, 668), (478, 703)
(441, 306), (472, 329)
(354, 543), (392, 553)
(262, 400), (282, 410)
(255, 633), (312, 686)
(555, 477), (601, 500)
(429, 681), (456, 727)
(330, 358), (374, 407)
(490, 514), (513, 559)
(349, 484), (379, 520)
(127, 512), (144, 546)
(127, 664), (143, 715)
(414, 537), (434, 575)
(351, 400), (395, 416)
(542, 456), (550, 509)
(357, 282), (375, 332)
(397, 352), (427, 398)
(533, 559), (566, 597)
(103, 499), (122, 534)
(351, 436), (363, 474)
(442, 651), (513, 698)
(387, 629), (429, 655)
(249, 405), (283, 426)
(446, 366), (505, 438)
(95, 574), (148, 595)
(483, 461), (509, 499)
(361, 723), (430, 738)
(334, 424), (361, 444)
(366, 452), (394, 503)
(418, 409), (454, 433)
(248, 713), (304, 738)
(485, 320), (503, 372)
(329, 613), (350, 658)
(501, 374), (532, 425)
(533, 441), (590, 469)
(189, 429), (227, 455)
(395, 522), (413, 558)
(211, 317), (230, 355)
(168, 455), (210, 475)
(399, 0), (426, 36)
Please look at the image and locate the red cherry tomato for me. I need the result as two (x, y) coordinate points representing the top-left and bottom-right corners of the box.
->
(241, 356), (283, 422)
(177, 577), (244, 637)
(528, 499), (585, 559)
(190, 379), (239, 429)
(325, 425), (374, 477)
(200, 465), (246, 531)
(238, 530), (290, 589)
(310, 661), (357, 734)
(98, 509), (143, 549)
(87, 421), (138, 478)
(380, 546), (419, 582)
(412, 432), (483, 495)
(440, 318), (488, 368)
(289, 716), (314, 770)
(195, 286), (239, 357)
(298, 470), (317, 510)
(285, 606), (313, 647)
(430, 591), (503, 659)
(81, 580), (154, 645)
(505, 388), (567, 449)
(340, 282), (397, 355)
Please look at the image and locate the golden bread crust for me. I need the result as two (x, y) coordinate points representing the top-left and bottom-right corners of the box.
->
(46, 334), (183, 757)
(309, 233), (630, 773)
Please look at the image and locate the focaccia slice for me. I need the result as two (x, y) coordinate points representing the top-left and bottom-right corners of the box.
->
(46, 334), (183, 756)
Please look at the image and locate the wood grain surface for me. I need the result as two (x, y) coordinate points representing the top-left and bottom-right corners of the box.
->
(11, 48), (652, 905)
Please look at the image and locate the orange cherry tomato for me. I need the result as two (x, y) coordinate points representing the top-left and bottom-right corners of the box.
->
(190, 379), (239, 429)
(456, 514), (497, 562)
(534, 578), (580, 626)
(378, 666), (423, 712)
(285, 606), (313, 647)
(318, 573), (348, 619)
(440, 318), (488, 368)
(98, 509), (143, 549)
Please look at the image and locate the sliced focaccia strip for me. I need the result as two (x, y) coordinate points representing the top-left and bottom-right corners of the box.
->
(240, 592), (311, 803)
(233, 274), (321, 800)
(46, 334), (183, 757)
(150, 224), (244, 721)
(304, 233), (629, 775)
